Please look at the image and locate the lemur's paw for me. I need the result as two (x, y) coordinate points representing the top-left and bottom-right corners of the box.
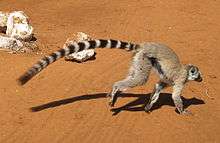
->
(108, 99), (115, 107)
(144, 104), (152, 113)
(107, 93), (116, 107)
(106, 92), (111, 98)
(180, 110), (193, 116)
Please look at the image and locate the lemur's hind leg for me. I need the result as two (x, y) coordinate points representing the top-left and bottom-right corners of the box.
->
(107, 51), (152, 107)
(144, 81), (168, 112)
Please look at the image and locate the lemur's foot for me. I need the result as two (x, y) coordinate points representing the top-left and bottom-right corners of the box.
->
(144, 104), (152, 113)
(180, 110), (193, 116)
(107, 90), (120, 107)
(106, 92), (111, 98)
(107, 93), (116, 107)
(108, 99), (115, 107)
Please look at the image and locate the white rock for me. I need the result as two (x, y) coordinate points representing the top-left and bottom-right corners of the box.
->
(10, 23), (33, 41)
(0, 12), (8, 27)
(64, 32), (95, 62)
(0, 35), (23, 50)
(6, 11), (33, 41)
(65, 49), (95, 62)
(0, 11), (36, 53)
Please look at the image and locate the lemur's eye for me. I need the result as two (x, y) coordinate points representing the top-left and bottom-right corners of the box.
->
(190, 68), (196, 74)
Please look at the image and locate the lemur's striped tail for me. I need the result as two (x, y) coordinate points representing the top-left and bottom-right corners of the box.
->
(17, 39), (138, 85)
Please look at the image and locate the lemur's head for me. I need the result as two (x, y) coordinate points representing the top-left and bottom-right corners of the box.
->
(186, 64), (202, 82)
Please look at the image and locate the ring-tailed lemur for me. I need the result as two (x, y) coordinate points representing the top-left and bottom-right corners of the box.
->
(17, 39), (202, 115)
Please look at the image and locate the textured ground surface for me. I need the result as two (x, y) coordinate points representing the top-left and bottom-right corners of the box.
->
(0, 0), (220, 143)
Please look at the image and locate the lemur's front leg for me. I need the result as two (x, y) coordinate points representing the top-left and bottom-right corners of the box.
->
(172, 84), (192, 115)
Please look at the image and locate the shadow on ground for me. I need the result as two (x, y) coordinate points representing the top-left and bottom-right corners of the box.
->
(30, 92), (205, 115)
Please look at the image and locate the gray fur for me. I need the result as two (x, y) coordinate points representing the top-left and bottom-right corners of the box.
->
(18, 39), (202, 114)
(107, 42), (203, 115)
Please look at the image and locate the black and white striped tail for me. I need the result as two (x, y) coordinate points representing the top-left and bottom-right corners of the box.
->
(17, 39), (138, 85)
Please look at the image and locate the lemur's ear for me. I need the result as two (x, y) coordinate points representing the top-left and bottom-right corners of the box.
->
(187, 64), (194, 68)
(185, 64), (191, 70)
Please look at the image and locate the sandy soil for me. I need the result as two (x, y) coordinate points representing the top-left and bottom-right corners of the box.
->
(0, 0), (220, 142)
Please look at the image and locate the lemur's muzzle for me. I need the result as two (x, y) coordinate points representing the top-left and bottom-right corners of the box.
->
(195, 75), (203, 82)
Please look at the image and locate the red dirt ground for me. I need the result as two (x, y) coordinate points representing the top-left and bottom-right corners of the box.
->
(0, 0), (220, 142)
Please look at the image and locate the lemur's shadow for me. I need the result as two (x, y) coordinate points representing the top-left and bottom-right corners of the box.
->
(30, 92), (205, 115)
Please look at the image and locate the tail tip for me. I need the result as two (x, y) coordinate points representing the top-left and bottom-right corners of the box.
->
(17, 74), (31, 86)
(17, 78), (26, 86)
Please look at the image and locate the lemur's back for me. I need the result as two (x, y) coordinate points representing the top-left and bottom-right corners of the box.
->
(140, 42), (182, 80)
(141, 42), (180, 63)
